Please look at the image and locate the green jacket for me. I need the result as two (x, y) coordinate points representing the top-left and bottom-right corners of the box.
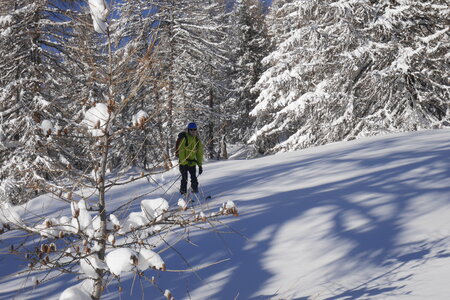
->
(179, 133), (203, 167)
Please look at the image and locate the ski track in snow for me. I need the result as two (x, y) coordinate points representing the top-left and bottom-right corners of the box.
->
(1, 129), (450, 299)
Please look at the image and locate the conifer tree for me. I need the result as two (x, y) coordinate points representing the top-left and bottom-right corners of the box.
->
(251, 0), (450, 154)
(151, 0), (230, 159)
(0, 0), (78, 203)
(227, 0), (269, 143)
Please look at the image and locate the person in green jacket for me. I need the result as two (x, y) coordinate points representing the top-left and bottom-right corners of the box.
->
(178, 122), (204, 194)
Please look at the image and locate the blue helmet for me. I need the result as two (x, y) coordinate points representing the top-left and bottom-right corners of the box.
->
(187, 122), (197, 130)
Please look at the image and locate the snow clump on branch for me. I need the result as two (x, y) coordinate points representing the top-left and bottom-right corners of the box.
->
(59, 284), (91, 300)
(88, 0), (108, 34)
(83, 103), (110, 137)
(132, 110), (149, 128)
(141, 197), (169, 222)
(40, 120), (53, 136)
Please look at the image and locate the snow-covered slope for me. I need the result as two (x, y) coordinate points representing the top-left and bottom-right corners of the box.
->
(1, 129), (450, 299)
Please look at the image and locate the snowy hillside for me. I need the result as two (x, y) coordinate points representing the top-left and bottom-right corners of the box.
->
(1, 129), (450, 300)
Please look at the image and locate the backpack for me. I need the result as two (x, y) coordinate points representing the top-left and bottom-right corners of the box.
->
(175, 131), (188, 158)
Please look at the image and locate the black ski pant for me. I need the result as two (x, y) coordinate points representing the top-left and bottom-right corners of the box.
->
(180, 165), (198, 194)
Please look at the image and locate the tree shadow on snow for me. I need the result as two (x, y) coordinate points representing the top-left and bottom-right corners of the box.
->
(163, 134), (450, 300)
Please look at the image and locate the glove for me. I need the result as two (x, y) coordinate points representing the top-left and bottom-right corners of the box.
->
(198, 166), (203, 175)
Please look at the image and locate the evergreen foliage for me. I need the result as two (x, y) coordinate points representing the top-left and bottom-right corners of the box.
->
(251, 0), (450, 154)
(0, 0), (449, 202)
(227, 0), (270, 143)
(0, 0), (78, 203)
(151, 0), (231, 159)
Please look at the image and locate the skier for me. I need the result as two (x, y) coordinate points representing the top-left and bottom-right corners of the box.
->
(177, 122), (204, 195)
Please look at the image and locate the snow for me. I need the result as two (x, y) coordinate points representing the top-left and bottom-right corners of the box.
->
(391, 46), (422, 74)
(137, 249), (165, 271)
(0, 202), (22, 225)
(419, 27), (449, 43)
(164, 289), (173, 299)
(40, 119), (53, 134)
(109, 214), (120, 228)
(0, 15), (12, 24)
(59, 285), (91, 300)
(83, 103), (110, 136)
(373, 5), (410, 30)
(1, 129), (450, 299)
(88, 0), (108, 34)
(71, 199), (92, 232)
(0, 179), (15, 199)
(141, 197), (169, 221)
(177, 198), (188, 210)
(132, 110), (149, 127)
(105, 248), (137, 277)
(80, 254), (106, 279)
(121, 211), (148, 232)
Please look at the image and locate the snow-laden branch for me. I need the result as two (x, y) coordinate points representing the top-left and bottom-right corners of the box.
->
(1, 195), (239, 299)
(88, 0), (108, 34)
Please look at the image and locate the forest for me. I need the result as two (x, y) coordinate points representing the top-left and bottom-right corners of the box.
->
(0, 1), (449, 299)
(1, 0), (448, 204)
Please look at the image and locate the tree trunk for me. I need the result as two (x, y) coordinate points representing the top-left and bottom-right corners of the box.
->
(92, 134), (109, 300)
(208, 88), (215, 158)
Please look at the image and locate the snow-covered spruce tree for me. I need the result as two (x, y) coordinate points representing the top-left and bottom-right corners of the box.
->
(0, 0), (80, 204)
(250, 0), (450, 154)
(227, 0), (270, 143)
(196, 0), (233, 159)
(151, 0), (231, 159)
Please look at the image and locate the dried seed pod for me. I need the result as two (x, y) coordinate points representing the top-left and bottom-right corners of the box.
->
(44, 220), (52, 228)
(108, 234), (115, 246)
(130, 255), (138, 266)
(41, 244), (48, 253)
(107, 100), (115, 114)
(32, 111), (41, 123)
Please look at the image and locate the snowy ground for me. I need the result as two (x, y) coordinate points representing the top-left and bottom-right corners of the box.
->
(1, 129), (450, 299)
